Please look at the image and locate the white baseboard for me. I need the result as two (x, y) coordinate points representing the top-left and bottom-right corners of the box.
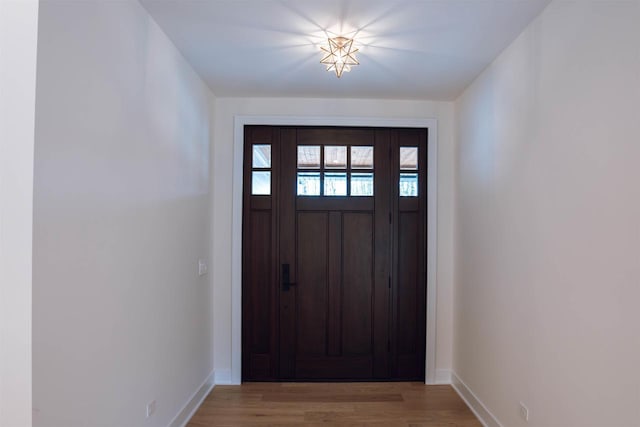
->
(168, 370), (215, 427)
(214, 369), (232, 385)
(451, 372), (503, 427)
(434, 369), (451, 384)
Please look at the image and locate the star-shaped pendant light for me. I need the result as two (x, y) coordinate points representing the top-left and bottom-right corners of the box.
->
(320, 36), (359, 78)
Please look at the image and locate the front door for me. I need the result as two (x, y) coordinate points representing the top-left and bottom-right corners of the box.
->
(242, 126), (426, 381)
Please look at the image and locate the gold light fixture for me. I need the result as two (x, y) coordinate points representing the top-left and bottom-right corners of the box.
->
(320, 36), (359, 78)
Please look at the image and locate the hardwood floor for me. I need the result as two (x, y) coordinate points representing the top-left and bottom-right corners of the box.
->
(187, 382), (482, 426)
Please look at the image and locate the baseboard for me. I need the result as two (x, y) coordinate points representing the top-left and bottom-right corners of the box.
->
(168, 370), (215, 427)
(214, 369), (232, 385)
(434, 369), (451, 384)
(451, 372), (503, 427)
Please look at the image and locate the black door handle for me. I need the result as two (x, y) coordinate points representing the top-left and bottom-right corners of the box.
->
(282, 263), (297, 292)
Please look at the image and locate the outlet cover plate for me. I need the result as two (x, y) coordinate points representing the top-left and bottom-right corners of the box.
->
(198, 259), (208, 276)
(519, 402), (529, 422)
(146, 400), (156, 418)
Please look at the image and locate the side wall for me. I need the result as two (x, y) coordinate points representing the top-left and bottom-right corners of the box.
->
(212, 97), (455, 382)
(33, 2), (214, 426)
(454, 1), (640, 426)
(0, 1), (39, 426)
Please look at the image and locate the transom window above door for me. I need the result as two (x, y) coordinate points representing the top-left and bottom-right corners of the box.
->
(297, 145), (374, 197)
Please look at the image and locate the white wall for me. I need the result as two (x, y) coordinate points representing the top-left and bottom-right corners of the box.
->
(0, 1), (39, 426)
(33, 2), (214, 426)
(454, 1), (640, 426)
(212, 97), (455, 381)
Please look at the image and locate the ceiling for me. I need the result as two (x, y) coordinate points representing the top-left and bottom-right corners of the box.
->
(140, 0), (550, 101)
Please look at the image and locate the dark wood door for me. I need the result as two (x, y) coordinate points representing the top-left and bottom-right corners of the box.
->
(242, 126), (426, 381)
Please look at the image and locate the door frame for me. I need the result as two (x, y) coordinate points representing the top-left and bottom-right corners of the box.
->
(230, 115), (438, 384)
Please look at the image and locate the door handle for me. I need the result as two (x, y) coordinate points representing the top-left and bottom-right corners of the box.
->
(282, 263), (297, 292)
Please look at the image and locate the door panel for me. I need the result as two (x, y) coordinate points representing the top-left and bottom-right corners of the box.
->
(243, 126), (427, 381)
(248, 211), (271, 354)
(327, 211), (342, 357)
(342, 213), (373, 356)
(398, 211), (419, 355)
(296, 212), (328, 357)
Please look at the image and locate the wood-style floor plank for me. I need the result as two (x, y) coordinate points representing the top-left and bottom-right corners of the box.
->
(187, 382), (482, 426)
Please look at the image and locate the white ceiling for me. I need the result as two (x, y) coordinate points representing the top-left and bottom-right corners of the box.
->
(140, 0), (550, 101)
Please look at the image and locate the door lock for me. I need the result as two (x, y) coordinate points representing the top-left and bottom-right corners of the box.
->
(282, 263), (297, 292)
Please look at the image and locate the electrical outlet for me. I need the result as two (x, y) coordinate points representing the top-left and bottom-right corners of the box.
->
(198, 259), (208, 276)
(519, 402), (529, 422)
(146, 400), (156, 418)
